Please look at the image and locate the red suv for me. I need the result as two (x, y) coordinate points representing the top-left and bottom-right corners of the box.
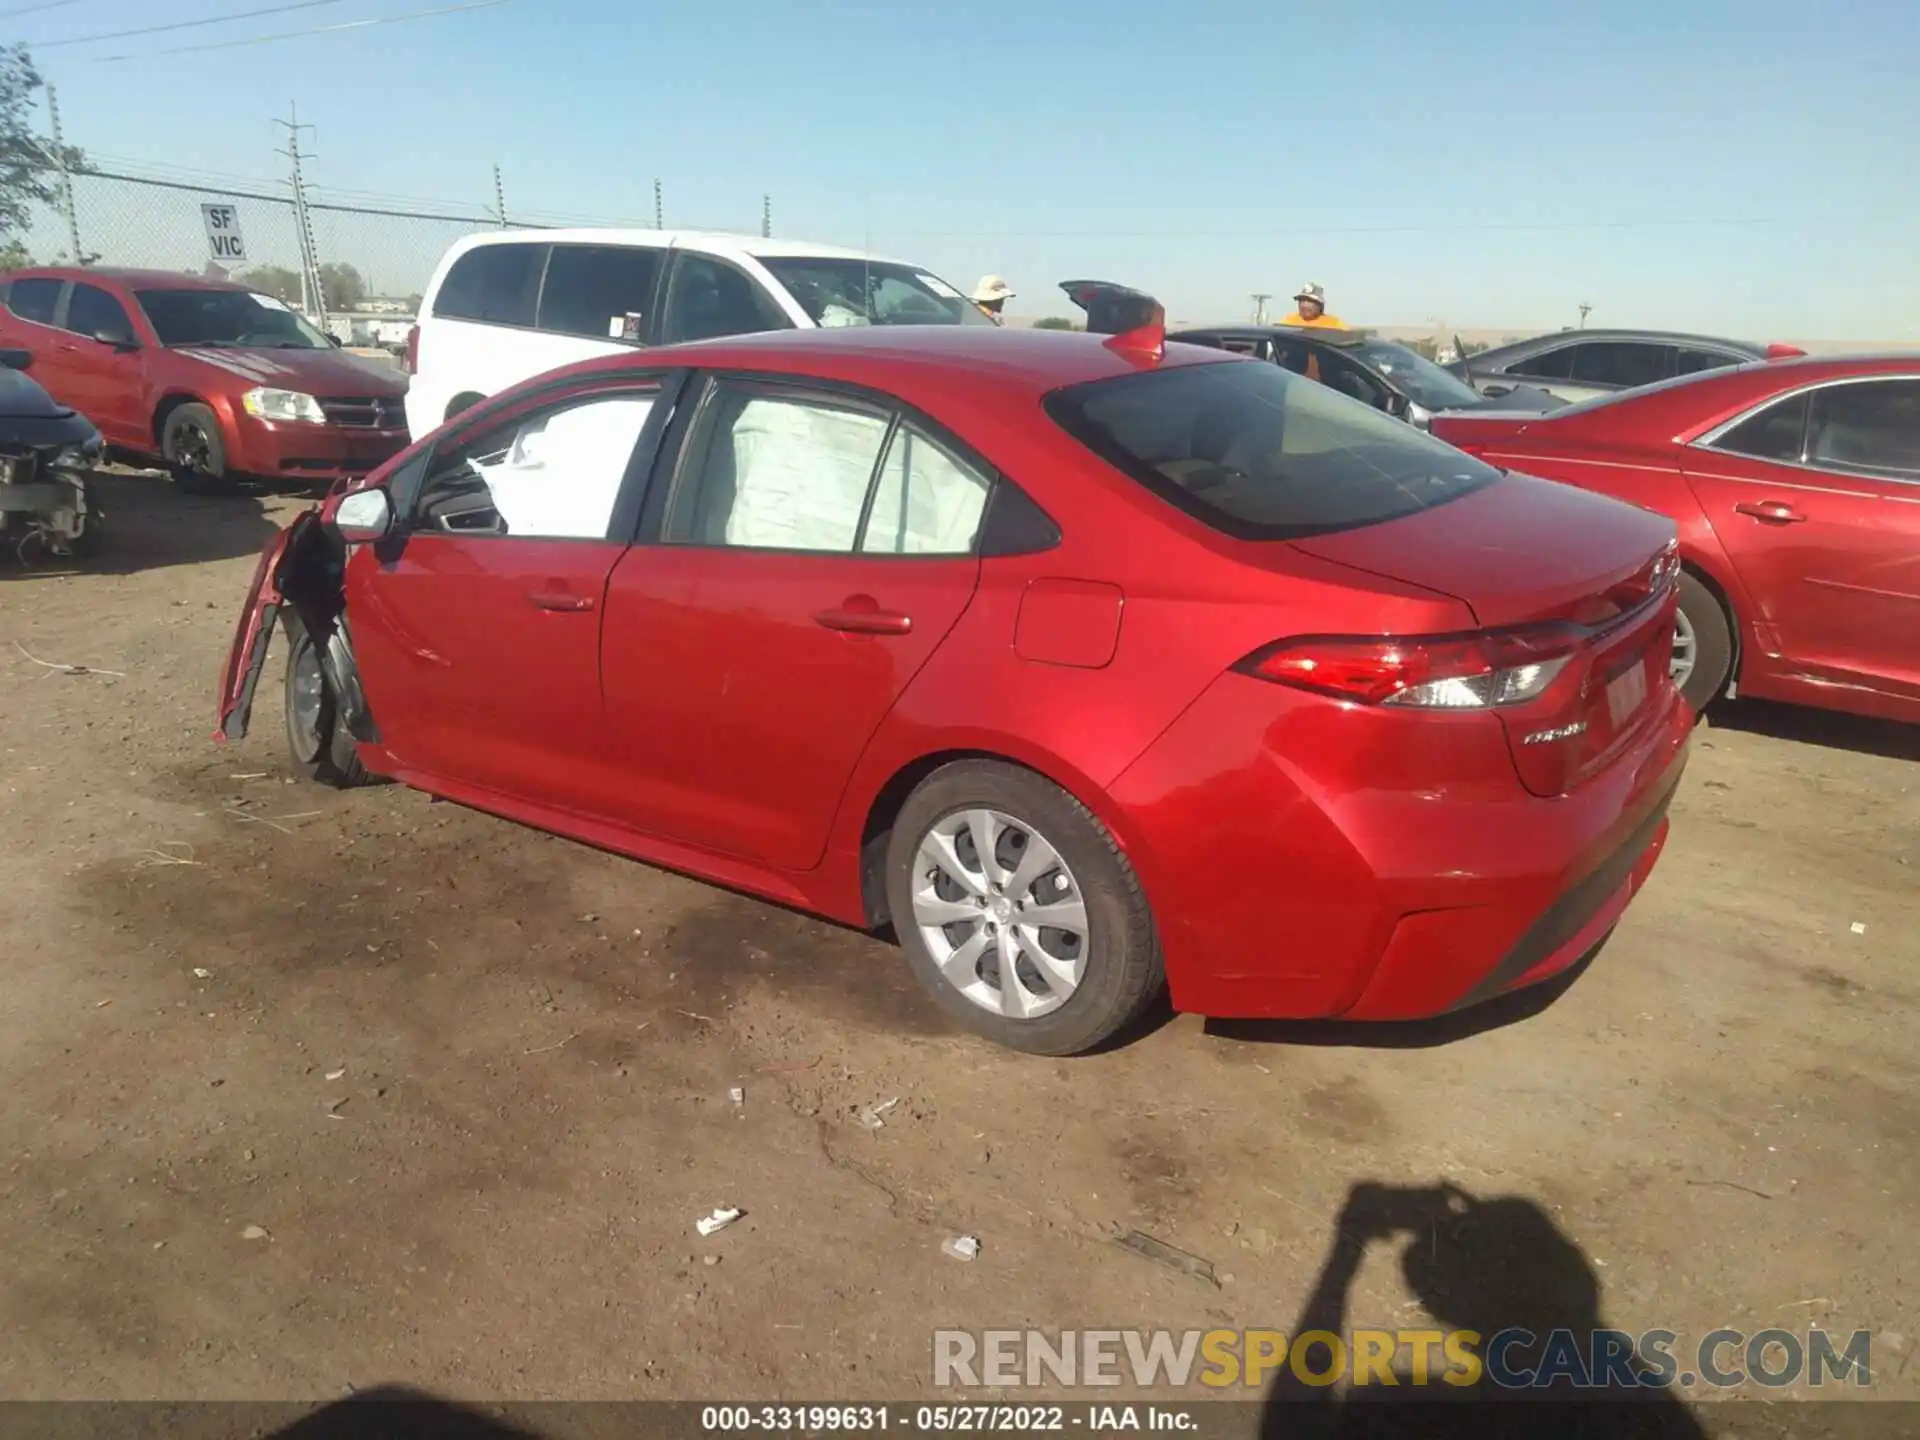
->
(0, 267), (409, 491)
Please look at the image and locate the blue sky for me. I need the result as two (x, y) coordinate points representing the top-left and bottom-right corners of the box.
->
(16, 0), (1920, 336)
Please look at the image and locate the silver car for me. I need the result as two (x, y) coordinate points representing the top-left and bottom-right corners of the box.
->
(1446, 328), (1801, 406)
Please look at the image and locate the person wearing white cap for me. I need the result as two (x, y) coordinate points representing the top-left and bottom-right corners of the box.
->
(1281, 282), (1348, 330)
(971, 275), (1015, 324)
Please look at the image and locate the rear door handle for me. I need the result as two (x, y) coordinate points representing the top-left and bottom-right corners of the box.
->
(1734, 500), (1806, 524)
(527, 591), (595, 612)
(814, 595), (912, 635)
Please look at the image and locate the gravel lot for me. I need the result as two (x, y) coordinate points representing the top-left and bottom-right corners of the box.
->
(2, 475), (1915, 1430)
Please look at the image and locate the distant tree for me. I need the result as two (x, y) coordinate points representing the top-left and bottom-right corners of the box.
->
(1032, 316), (1079, 330)
(0, 237), (31, 271)
(0, 45), (86, 255)
(237, 265), (302, 303)
(318, 261), (366, 310)
(404, 293), (423, 312)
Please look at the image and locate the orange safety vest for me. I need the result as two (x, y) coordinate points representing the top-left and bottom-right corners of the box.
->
(1281, 311), (1349, 330)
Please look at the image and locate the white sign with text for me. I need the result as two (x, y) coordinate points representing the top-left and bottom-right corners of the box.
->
(200, 203), (247, 264)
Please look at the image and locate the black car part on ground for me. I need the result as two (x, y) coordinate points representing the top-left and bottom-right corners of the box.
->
(0, 349), (105, 560)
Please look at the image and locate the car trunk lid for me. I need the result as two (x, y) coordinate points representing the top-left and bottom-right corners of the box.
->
(1287, 475), (1681, 795)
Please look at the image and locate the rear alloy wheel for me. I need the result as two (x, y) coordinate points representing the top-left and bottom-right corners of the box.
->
(1671, 569), (1733, 714)
(161, 403), (233, 494)
(886, 760), (1162, 1055)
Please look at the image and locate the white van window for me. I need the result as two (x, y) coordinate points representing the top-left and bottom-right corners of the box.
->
(433, 242), (546, 327)
(660, 254), (793, 345)
(537, 245), (663, 340)
(759, 258), (995, 327)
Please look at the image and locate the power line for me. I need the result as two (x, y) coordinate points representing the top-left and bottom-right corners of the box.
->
(0, 0), (84, 19)
(871, 213), (1920, 239)
(40, 0), (342, 48)
(91, 0), (508, 61)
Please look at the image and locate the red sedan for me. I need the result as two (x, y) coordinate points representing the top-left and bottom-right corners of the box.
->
(217, 317), (1689, 1054)
(1432, 355), (1920, 722)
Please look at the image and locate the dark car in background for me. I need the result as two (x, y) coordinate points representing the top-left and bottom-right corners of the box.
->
(1171, 324), (1563, 429)
(1448, 328), (1806, 406)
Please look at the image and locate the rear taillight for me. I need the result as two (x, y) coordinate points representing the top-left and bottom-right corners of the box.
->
(404, 324), (419, 375)
(1239, 625), (1586, 710)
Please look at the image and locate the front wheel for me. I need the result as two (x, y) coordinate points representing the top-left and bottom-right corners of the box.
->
(1671, 570), (1734, 714)
(161, 403), (233, 494)
(885, 760), (1163, 1056)
(284, 617), (371, 787)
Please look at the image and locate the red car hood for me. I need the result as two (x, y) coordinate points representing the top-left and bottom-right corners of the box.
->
(172, 344), (404, 397)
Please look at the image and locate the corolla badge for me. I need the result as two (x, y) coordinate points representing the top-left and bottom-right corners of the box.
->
(1522, 721), (1589, 746)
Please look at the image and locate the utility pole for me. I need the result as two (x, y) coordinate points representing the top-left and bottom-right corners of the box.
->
(1250, 293), (1271, 326)
(653, 178), (663, 230)
(45, 86), (83, 266)
(492, 163), (508, 229)
(274, 104), (326, 327)
(761, 194), (770, 239)
(1578, 303), (1592, 329)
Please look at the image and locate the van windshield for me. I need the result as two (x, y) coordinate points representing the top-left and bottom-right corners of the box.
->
(136, 289), (332, 349)
(1045, 357), (1500, 540)
(758, 258), (996, 328)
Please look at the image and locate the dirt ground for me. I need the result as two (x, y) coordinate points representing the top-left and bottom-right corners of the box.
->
(1, 474), (1915, 1426)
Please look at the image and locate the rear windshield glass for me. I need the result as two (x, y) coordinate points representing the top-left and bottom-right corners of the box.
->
(757, 258), (995, 328)
(1045, 358), (1501, 540)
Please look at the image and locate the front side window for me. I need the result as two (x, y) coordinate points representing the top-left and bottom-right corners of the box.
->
(65, 283), (134, 343)
(5, 277), (62, 325)
(536, 244), (662, 340)
(1509, 345), (1574, 381)
(432, 242), (547, 327)
(1347, 339), (1482, 410)
(136, 289), (330, 348)
(1571, 342), (1670, 389)
(1808, 380), (1920, 477)
(1045, 357), (1500, 540)
(1708, 393), (1808, 464)
(660, 255), (793, 345)
(412, 387), (658, 539)
(758, 258), (995, 328)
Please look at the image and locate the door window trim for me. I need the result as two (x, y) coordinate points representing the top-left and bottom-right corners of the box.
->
(389, 367), (690, 545)
(1690, 373), (1920, 486)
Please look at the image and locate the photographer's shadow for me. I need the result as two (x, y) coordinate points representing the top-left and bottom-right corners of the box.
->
(1262, 1181), (1710, 1439)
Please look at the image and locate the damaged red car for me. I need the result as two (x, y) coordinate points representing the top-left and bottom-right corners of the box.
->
(217, 309), (1690, 1055)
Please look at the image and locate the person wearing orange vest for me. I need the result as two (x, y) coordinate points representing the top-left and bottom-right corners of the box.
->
(1281, 282), (1348, 330)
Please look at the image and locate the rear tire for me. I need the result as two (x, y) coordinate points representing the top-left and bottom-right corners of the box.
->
(885, 760), (1163, 1056)
(1672, 570), (1733, 714)
(161, 403), (233, 494)
(284, 617), (371, 788)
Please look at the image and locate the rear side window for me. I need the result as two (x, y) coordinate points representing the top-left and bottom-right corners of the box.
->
(1045, 359), (1500, 540)
(536, 244), (662, 340)
(432, 242), (547, 327)
(6, 277), (61, 325)
(1709, 393), (1807, 464)
(1675, 347), (1739, 377)
(1571, 342), (1670, 389)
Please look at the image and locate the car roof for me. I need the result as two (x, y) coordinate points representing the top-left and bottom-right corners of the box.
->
(460, 227), (916, 267)
(1478, 328), (1767, 357)
(5, 266), (247, 291)
(567, 325), (1239, 401)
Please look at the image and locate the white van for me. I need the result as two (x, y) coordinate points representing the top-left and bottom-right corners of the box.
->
(404, 229), (992, 438)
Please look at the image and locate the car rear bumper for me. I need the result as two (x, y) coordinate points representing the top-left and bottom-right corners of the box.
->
(1103, 673), (1692, 1022)
(228, 415), (408, 482)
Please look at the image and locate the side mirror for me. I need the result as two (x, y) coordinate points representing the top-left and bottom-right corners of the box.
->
(1383, 392), (1410, 418)
(0, 348), (32, 372)
(332, 487), (393, 544)
(95, 329), (139, 352)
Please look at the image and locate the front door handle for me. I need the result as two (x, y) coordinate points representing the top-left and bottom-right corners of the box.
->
(814, 595), (912, 635)
(527, 590), (595, 613)
(1734, 500), (1806, 524)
